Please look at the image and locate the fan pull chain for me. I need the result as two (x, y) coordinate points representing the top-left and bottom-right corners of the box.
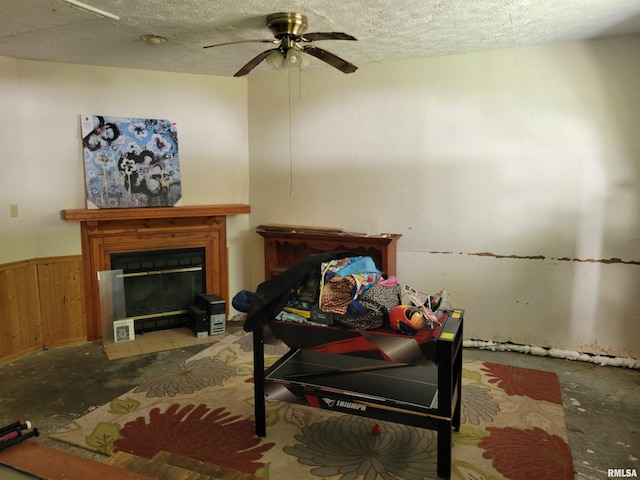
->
(287, 67), (304, 196)
(288, 68), (294, 196)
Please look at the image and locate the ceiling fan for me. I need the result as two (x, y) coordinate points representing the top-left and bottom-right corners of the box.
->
(203, 12), (358, 77)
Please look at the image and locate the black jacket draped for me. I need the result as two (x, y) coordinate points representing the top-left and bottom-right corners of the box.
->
(243, 250), (355, 332)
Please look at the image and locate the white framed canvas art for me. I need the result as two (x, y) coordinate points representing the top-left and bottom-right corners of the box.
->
(81, 114), (181, 208)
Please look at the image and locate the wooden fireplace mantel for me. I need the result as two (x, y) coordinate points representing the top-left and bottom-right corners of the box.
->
(63, 204), (250, 341)
(63, 204), (250, 222)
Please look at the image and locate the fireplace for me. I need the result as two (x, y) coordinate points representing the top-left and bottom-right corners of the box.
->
(63, 204), (251, 341)
(110, 247), (206, 333)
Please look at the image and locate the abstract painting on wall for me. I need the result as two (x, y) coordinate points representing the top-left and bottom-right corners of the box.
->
(81, 114), (181, 208)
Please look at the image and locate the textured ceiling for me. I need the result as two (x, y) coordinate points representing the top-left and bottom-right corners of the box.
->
(1, 0), (639, 77)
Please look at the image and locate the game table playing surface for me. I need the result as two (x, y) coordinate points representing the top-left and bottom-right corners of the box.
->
(266, 348), (440, 412)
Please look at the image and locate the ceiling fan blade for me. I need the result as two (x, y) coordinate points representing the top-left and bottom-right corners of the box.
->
(302, 32), (357, 42)
(233, 48), (279, 77)
(302, 45), (357, 74)
(203, 39), (277, 49)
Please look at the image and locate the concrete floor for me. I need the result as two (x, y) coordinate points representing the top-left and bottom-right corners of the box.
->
(0, 323), (638, 480)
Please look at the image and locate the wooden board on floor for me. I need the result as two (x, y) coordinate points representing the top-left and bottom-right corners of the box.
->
(0, 442), (154, 480)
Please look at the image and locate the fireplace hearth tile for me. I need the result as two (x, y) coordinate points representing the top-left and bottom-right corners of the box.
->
(102, 327), (218, 360)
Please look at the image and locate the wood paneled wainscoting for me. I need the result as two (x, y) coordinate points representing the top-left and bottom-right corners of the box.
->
(0, 256), (85, 365)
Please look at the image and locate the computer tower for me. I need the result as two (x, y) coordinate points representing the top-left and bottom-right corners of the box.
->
(188, 305), (209, 339)
(196, 293), (226, 335)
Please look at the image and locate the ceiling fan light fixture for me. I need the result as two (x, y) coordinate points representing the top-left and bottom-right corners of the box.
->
(285, 48), (310, 69)
(204, 11), (357, 76)
(266, 50), (284, 69)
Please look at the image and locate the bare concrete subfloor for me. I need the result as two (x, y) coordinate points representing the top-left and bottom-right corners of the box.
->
(0, 324), (638, 480)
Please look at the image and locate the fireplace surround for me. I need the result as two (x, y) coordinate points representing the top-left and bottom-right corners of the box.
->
(63, 204), (250, 341)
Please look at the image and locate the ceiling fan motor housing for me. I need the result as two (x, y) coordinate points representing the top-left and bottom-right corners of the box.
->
(267, 12), (309, 40)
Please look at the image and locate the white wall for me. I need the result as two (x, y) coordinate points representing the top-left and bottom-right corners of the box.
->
(2, 35), (638, 359)
(0, 58), (251, 299)
(0, 56), (36, 261)
(247, 35), (640, 359)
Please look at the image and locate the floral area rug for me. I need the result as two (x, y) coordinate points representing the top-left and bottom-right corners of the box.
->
(51, 330), (574, 480)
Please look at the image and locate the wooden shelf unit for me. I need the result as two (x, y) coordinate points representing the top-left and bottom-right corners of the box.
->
(257, 226), (401, 278)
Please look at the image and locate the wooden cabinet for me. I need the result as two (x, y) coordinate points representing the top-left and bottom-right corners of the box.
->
(257, 225), (401, 278)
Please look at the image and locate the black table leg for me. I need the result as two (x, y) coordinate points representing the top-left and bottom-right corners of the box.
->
(253, 327), (266, 437)
(437, 421), (452, 479)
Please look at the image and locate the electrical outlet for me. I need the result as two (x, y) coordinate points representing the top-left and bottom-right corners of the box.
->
(9, 204), (18, 217)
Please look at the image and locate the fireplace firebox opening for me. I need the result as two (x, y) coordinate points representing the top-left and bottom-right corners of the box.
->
(110, 247), (206, 333)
